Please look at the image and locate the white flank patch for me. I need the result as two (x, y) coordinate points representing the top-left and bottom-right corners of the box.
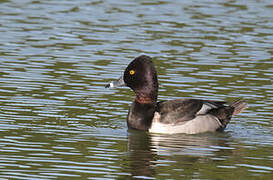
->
(149, 112), (222, 134)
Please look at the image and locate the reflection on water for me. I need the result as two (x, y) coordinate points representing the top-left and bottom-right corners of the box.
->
(0, 0), (272, 179)
(128, 130), (273, 179)
(150, 133), (232, 157)
(128, 130), (156, 178)
(127, 130), (233, 178)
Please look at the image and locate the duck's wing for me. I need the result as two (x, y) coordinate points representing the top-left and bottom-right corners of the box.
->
(156, 99), (226, 124)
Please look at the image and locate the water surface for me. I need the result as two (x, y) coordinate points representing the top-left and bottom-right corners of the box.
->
(0, 0), (272, 179)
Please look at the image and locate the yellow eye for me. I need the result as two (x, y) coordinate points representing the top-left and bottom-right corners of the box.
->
(129, 70), (135, 75)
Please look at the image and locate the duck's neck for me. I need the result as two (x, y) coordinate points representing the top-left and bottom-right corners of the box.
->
(135, 91), (157, 104)
(127, 89), (158, 131)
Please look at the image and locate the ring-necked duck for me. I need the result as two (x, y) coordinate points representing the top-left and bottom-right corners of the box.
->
(106, 55), (247, 134)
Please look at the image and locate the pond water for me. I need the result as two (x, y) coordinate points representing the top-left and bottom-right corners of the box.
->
(0, 0), (272, 179)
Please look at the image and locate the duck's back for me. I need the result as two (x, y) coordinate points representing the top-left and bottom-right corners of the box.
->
(156, 99), (225, 123)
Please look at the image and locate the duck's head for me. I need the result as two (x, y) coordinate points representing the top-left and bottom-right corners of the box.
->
(106, 55), (158, 103)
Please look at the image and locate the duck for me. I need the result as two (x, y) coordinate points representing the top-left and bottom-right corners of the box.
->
(105, 55), (247, 134)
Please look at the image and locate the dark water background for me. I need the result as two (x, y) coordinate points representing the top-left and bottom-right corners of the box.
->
(0, 0), (272, 179)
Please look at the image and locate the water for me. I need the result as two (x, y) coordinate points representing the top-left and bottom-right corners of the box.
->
(0, 0), (272, 179)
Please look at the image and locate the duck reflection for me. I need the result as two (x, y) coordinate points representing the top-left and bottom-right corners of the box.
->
(127, 130), (233, 178)
(150, 133), (232, 157)
(127, 130), (156, 178)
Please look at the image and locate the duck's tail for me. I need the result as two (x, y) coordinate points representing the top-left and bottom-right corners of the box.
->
(209, 99), (247, 132)
(229, 99), (248, 115)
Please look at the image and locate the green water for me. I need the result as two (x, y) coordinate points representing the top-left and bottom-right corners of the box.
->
(0, 0), (272, 179)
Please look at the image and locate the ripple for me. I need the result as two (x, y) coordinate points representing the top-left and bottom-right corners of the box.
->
(0, 0), (272, 179)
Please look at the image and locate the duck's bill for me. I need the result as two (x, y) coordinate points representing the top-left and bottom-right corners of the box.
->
(105, 76), (125, 88)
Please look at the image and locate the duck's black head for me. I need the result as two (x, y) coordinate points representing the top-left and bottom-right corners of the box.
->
(106, 55), (158, 103)
(124, 55), (158, 93)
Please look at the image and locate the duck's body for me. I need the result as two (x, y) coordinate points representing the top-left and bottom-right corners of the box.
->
(106, 55), (247, 134)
